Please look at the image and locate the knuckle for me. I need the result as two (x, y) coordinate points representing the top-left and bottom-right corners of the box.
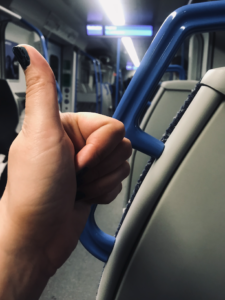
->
(122, 138), (132, 157)
(92, 146), (102, 166)
(112, 120), (125, 138)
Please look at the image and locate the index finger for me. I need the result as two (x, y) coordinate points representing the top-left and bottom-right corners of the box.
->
(61, 112), (126, 172)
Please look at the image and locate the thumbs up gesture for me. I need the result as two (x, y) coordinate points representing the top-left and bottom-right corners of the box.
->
(0, 45), (132, 299)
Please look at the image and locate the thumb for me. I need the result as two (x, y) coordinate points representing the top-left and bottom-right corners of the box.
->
(12, 45), (62, 134)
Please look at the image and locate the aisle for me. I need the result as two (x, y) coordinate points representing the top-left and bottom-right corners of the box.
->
(40, 179), (128, 300)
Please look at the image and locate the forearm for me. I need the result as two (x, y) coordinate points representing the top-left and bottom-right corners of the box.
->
(0, 248), (49, 300)
(0, 202), (51, 300)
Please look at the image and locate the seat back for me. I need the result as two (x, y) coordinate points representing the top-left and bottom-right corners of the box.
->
(126, 80), (197, 202)
(0, 79), (18, 155)
(97, 68), (225, 300)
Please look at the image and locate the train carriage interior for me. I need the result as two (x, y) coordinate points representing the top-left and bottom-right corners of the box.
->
(1, 0), (225, 299)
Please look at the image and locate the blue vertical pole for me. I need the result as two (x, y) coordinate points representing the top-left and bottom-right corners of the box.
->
(115, 38), (121, 108)
(93, 61), (99, 113)
(98, 62), (103, 114)
(74, 52), (79, 112)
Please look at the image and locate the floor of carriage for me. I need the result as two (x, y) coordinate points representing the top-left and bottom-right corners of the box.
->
(40, 178), (128, 300)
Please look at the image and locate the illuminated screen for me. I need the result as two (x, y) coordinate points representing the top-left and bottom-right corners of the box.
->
(87, 25), (103, 36)
(126, 62), (138, 70)
(105, 25), (153, 37)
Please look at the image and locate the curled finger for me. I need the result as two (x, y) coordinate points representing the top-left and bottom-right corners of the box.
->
(83, 183), (122, 205)
(80, 138), (132, 185)
(76, 161), (130, 201)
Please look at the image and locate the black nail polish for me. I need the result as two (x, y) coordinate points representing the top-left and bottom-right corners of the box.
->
(12, 46), (30, 70)
(75, 191), (86, 202)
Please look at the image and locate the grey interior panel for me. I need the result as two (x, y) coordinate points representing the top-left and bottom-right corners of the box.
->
(127, 80), (197, 202)
(97, 83), (222, 300)
(116, 101), (225, 300)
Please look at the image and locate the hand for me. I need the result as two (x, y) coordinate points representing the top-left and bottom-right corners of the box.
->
(0, 45), (132, 300)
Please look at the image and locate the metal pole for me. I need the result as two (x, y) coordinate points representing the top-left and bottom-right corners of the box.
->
(0, 5), (21, 20)
(93, 60), (99, 113)
(74, 52), (79, 112)
(115, 38), (121, 108)
(97, 61), (103, 114)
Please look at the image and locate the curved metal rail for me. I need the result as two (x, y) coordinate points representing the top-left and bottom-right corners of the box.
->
(80, 1), (225, 262)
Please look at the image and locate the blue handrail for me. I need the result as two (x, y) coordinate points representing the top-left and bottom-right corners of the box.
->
(143, 65), (186, 111)
(80, 205), (115, 262)
(96, 60), (103, 114)
(75, 50), (103, 114)
(93, 60), (99, 113)
(113, 1), (225, 158)
(103, 83), (110, 96)
(80, 1), (225, 263)
(74, 52), (79, 113)
(20, 19), (63, 104)
(166, 64), (186, 80)
(115, 39), (121, 108)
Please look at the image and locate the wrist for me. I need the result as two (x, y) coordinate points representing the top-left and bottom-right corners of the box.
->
(0, 246), (50, 300)
(0, 199), (52, 300)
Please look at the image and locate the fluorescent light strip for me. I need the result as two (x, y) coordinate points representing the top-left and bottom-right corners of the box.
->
(105, 25), (153, 37)
(99, 0), (125, 25)
(99, 0), (140, 68)
(122, 37), (140, 67)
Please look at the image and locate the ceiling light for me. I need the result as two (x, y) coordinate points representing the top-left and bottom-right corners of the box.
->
(99, 0), (140, 68)
(99, 0), (125, 25)
(122, 37), (140, 67)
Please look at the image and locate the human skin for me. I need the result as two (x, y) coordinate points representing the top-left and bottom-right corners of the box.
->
(0, 45), (132, 299)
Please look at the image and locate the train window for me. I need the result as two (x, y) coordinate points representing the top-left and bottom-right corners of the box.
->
(5, 40), (19, 80)
(49, 55), (59, 81)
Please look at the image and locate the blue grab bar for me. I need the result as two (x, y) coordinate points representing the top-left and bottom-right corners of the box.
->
(166, 64), (186, 80)
(93, 60), (99, 113)
(145, 65), (186, 111)
(20, 19), (63, 104)
(115, 39), (121, 108)
(96, 61), (103, 114)
(80, 1), (225, 263)
(103, 83), (110, 96)
(80, 205), (115, 262)
(113, 1), (225, 158)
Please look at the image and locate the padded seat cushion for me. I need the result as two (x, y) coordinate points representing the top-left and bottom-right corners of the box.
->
(116, 81), (201, 237)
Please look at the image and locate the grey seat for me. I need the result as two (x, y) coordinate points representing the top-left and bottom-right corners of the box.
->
(97, 67), (225, 300)
(0, 79), (18, 197)
(126, 80), (197, 203)
(0, 79), (18, 156)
